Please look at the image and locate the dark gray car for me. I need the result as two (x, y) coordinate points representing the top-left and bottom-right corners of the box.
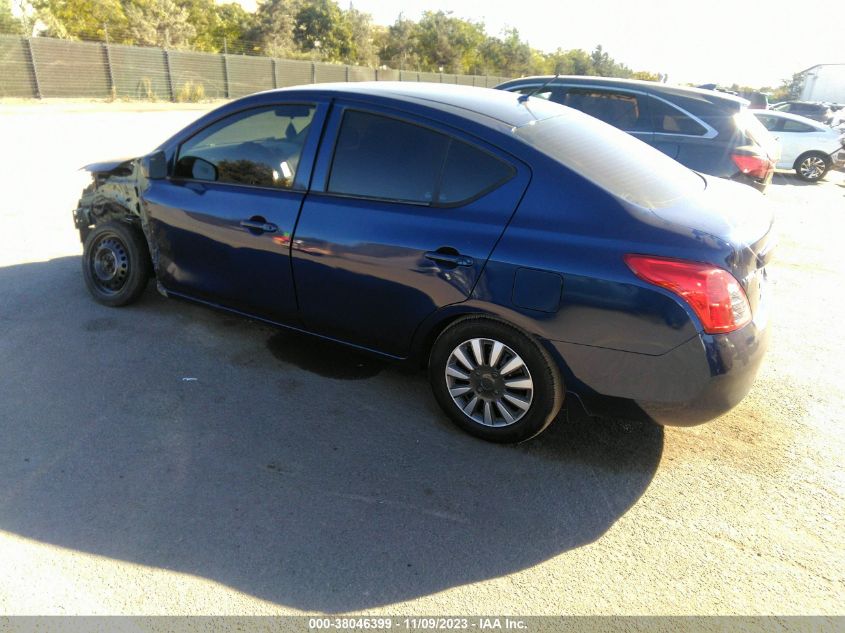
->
(496, 76), (779, 192)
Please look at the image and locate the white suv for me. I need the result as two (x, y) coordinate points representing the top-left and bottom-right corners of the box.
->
(753, 110), (845, 181)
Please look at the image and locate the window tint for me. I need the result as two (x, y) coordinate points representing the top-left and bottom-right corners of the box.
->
(755, 115), (780, 131)
(437, 140), (513, 205)
(328, 111), (512, 205)
(648, 97), (707, 135)
(175, 105), (315, 189)
(782, 119), (815, 133)
(329, 111), (448, 203)
(561, 89), (648, 132)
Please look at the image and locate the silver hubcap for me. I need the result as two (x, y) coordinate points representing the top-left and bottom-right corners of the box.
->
(445, 338), (534, 427)
(799, 156), (825, 179)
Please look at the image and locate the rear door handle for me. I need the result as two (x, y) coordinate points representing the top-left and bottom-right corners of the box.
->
(240, 219), (278, 233)
(424, 251), (474, 267)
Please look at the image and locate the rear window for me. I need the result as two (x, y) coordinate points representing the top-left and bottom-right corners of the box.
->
(514, 111), (705, 209)
(782, 119), (816, 132)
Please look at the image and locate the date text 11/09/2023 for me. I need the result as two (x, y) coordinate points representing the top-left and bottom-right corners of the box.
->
(308, 617), (528, 630)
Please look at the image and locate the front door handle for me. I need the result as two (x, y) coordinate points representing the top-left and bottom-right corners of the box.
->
(424, 250), (474, 267)
(240, 218), (278, 233)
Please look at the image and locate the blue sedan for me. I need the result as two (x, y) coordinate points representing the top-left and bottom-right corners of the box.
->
(73, 83), (773, 443)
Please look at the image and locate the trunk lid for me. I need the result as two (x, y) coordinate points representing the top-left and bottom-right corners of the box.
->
(647, 175), (774, 321)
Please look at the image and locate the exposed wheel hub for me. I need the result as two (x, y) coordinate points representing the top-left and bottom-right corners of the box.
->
(90, 236), (130, 293)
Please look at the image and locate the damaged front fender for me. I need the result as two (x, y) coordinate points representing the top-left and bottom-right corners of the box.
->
(73, 157), (143, 242)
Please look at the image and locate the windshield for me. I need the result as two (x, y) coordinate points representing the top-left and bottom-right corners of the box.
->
(514, 107), (705, 209)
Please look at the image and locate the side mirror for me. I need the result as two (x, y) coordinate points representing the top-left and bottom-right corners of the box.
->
(145, 150), (167, 180)
(190, 157), (218, 181)
(174, 155), (218, 182)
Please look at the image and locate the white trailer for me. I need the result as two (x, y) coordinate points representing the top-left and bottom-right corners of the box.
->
(800, 64), (845, 103)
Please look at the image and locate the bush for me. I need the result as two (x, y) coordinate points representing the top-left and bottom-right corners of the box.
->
(175, 80), (205, 102)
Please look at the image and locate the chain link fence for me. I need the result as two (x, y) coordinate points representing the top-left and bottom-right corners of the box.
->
(0, 34), (512, 100)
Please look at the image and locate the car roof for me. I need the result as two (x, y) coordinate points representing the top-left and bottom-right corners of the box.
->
(497, 75), (749, 107)
(257, 81), (559, 128)
(781, 101), (828, 107)
(750, 109), (828, 129)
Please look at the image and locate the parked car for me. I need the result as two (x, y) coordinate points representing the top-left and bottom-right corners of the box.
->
(73, 83), (774, 443)
(752, 109), (845, 181)
(771, 101), (834, 125)
(496, 76), (779, 192)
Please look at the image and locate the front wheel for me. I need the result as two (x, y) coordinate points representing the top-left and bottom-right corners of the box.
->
(429, 318), (563, 443)
(82, 221), (151, 306)
(795, 152), (830, 182)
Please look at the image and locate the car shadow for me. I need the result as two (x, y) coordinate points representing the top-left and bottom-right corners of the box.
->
(771, 173), (818, 187)
(0, 256), (664, 612)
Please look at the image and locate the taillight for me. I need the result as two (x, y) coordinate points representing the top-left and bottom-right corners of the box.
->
(731, 152), (773, 179)
(624, 255), (751, 334)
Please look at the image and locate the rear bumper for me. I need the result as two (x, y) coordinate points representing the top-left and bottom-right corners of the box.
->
(733, 170), (772, 193)
(551, 320), (769, 426)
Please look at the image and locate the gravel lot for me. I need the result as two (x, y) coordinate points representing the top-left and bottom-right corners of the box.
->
(0, 101), (843, 618)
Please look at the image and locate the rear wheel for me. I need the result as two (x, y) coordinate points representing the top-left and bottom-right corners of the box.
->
(82, 221), (151, 306)
(795, 152), (830, 182)
(429, 317), (563, 443)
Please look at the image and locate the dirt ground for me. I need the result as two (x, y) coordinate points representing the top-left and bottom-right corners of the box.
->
(0, 101), (842, 620)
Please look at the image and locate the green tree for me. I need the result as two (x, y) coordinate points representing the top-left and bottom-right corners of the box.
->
(588, 44), (632, 77)
(480, 28), (533, 76)
(30, 0), (127, 40)
(249, 0), (302, 57)
(380, 14), (421, 70)
(631, 70), (660, 81)
(294, 0), (352, 62)
(0, 0), (23, 34)
(546, 48), (594, 76)
(414, 11), (485, 74)
(771, 72), (805, 101)
(344, 5), (377, 67)
(213, 3), (257, 54)
(123, 0), (196, 48)
(177, 0), (220, 51)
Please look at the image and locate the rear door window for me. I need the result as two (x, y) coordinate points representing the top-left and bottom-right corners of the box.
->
(559, 88), (649, 132)
(328, 110), (513, 205)
(755, 115), (781, 131)
(782, 119), (816, 132)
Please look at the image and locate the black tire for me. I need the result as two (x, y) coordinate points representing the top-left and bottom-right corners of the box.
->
(82, 221), (151, 307)
(428, 317), (563, 443)
(794, 152), (830, 182)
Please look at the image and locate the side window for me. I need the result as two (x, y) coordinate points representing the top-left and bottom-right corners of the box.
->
(781, 119), (815, 133)
(175, 104), (316, 189)
(756, 115), (780, 131)
(328, 110), (513, 205)
(438, 139), (514, 205)
(648, 97), (707, 136)
(561, 89), (648, 131)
